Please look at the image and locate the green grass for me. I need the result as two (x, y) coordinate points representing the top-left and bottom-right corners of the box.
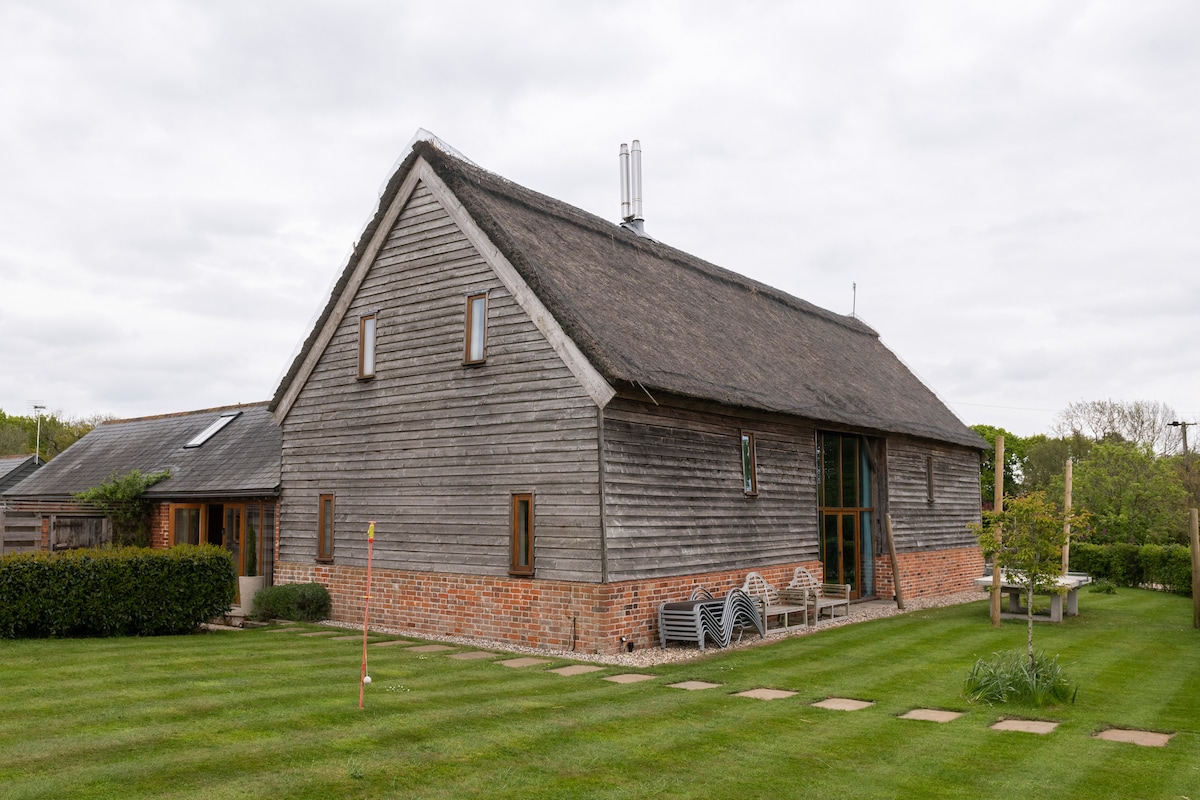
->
(2, 589), (1198, 799)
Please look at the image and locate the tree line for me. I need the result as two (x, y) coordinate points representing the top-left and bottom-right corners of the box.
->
(0, 409), (104, 462)
(973, 400), (1198, 546)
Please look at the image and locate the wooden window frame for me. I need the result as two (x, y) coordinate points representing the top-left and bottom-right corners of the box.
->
(509, 493), (534, 577)
(463, 292), (488, 365)
(926, 454), (935, 504)
(317, 494), (335, 562)
(741, 431), (759, 497)
(358, 314), (377, 380)
(169, 503), (204, 546)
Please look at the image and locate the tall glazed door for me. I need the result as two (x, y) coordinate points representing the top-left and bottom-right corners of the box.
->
(818, 433), (872, 599)
(223, 505), (243, 575)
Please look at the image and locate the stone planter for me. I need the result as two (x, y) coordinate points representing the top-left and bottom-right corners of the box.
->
(238, 575), (266, 610)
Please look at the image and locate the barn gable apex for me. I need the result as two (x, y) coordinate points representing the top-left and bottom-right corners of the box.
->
(270, 156), (616, 423)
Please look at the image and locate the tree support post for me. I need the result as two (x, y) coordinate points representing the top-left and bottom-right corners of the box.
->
(991, 436), (1004, 627)
(1190, 509), (1199, 630)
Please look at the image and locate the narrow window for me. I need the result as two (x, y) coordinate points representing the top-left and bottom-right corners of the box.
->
(464, 293), (488, 364)
(925, 455), (935, 503)
(359, 314), (376, 379)
(317, 494), (334, 562)
(509, 493), (533, 576)
(170, 504), (203, 545)
(741, 432), (758, 496)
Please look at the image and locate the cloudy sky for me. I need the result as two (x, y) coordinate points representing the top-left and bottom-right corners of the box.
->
(2, 0), (1197, 438)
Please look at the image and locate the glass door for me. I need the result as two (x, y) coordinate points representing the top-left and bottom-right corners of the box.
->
(223, 505), (243, 575)
(818, 432), (873, 599)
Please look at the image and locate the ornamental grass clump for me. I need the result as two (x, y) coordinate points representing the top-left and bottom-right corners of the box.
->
(965, 649), (1077, 707)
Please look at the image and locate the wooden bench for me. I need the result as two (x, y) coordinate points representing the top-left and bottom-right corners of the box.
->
(741, 572), (807, 631)
(788, 566), (851, 623)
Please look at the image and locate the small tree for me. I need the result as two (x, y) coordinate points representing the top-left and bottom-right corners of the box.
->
(74, 469), (171, 547)
(973, 492), (1077, 668)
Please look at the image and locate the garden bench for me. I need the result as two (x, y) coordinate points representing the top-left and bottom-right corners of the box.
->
(741, 572), (807, 631)
(788, 566), (851, 623)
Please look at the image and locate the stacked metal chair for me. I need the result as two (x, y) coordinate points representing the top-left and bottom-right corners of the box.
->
(658, 586), (765, 651)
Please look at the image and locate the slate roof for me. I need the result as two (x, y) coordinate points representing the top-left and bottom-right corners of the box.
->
(272, 139), (984, 450)
(0, 454), (40, 493)
(2, 403), (280, 501)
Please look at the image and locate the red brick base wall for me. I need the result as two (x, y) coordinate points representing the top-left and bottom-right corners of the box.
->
(873, 544), (984, 601)
(275, 560), (827, 655)
(276, 547), (983, 654)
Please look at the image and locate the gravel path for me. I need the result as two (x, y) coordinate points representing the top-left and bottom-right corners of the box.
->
(322, 590), (988, 668)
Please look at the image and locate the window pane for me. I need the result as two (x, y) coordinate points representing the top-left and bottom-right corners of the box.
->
(511, 494), (533, 575)
(466, 294), (487, 362)
(319, 495), (334, 560)
(741, 433), (756, 494)
(174, 507), (200, 546)
(360, 316), (376, 377)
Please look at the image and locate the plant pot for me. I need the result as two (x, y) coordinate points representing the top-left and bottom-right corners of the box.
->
(238, 575), (266, 609)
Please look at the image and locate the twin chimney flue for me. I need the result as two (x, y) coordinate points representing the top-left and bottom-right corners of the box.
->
(619, 140), (647, 236)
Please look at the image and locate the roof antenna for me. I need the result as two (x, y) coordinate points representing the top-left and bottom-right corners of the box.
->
(852, 282), (857, 317)
(619, 140), (647, 236)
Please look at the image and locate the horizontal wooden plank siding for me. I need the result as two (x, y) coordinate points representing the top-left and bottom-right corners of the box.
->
(279, 181), (603, 582)
(885, 436), (982, 552)
(602, 397), (820, 581)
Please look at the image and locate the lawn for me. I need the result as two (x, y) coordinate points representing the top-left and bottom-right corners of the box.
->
(1, 589), (1197, 799)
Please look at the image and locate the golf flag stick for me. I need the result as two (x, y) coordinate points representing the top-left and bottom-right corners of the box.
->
(359, 521), (375, 709)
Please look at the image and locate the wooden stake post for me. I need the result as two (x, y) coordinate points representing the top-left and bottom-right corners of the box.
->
(991, 436), (1003, 627)
(885, 513), (905, 611)
(1062, 459), (1073, 573)
(1190, 509), (1199, 630)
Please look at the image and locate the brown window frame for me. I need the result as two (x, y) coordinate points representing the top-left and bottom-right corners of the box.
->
(463, 292), (488, 365)
(509, 493), (534, 577)
(169, 503), (204, 546)
(926, 455), (935, 503)
(358, 314), (377, 379)
(741, 431), (758, 497)
(317, 494), (335, 562)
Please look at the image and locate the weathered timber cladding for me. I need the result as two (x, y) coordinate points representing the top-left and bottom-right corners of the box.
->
(885, 436), (981, 552)
(602, 397), (820, 581)
(279, 182), (604, 582)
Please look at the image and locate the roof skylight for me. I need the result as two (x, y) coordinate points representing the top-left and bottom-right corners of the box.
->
(183, 412), (241, 449)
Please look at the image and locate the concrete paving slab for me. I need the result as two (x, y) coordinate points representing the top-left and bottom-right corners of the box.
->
(668, 681), (723, 691)
(550, 665), (605, 676)
(330, 635), (363, 641)
(298, 631), (340, 637)
(497, 657), (551, 668)
(991, 718), (1059, 734)
(603, 673), (658, 684)
(371, 639), (414, 647)
(1095, 728), (1174, 747)
(408, 644), (456, 653)
(901, 708), (963, 723)
(449, 651), (498, 661)
(735, 688), (797, 700)
(812, 697), (874, 711)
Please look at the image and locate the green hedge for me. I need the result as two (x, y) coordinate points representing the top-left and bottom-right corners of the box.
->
(0, 545), (235, 638)
(249, 582), (332, 622)
(1070, 542), (1193, 595)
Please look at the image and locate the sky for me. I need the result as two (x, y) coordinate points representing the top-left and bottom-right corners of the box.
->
(1, 0), (1198, 439)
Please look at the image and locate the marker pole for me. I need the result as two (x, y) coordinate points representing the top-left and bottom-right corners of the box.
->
(359, 521), (376, 709)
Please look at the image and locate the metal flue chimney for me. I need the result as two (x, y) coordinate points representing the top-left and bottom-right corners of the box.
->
(619, 140), (646, 235)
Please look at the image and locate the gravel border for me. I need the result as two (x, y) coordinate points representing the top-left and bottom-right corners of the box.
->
(320, 590), (988, 668)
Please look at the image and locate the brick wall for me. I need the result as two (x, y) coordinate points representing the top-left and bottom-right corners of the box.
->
(873, 544), (984, 601)
(275, 559), (826, 654)
(150, 503), (170, 549)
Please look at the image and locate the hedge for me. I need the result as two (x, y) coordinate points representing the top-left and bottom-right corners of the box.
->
(1069, 542), (1193, 595)
(249, 582), (332, 622)
(0, 545), (235, 638)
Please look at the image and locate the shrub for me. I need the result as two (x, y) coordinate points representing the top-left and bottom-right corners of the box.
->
(249, 582), (332, 622)
(73, 469), (171, 547)
(0, 545), (234, 638)
(964, 649), (1077, 707)
(1070, 542), (1192, 595)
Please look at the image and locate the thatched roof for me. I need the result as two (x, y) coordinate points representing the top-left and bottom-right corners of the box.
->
(273, 140), (983, 450)
(3, 403), (280, 501)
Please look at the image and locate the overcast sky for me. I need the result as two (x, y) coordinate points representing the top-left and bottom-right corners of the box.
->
(2, 0), (1198, 438)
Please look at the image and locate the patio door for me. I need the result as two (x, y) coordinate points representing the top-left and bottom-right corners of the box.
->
(818, 432), (874, 599)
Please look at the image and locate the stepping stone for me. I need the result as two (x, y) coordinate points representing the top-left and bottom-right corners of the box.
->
(735, 688), (797, 700)
(550, 665), (605, 676)
(668, 681), (722, 691)
(449, 651), (498, 661)
(901, 709), (963, 723)
(409, 644), (456, 653)
(265, 627), (301, 633)
(497, 657), (550, 668)
(812, 697), (874, 711)
(298, 631), (339, 637)
(1094, 728), (1174, 747)
(330, 635), (363, 641)
(371, 640), (414, 647)
(604, 673), (657, 684)
(991, 718), (1059, 735)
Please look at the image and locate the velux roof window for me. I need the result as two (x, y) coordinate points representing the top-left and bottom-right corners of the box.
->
(184, 411), (241, 448)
